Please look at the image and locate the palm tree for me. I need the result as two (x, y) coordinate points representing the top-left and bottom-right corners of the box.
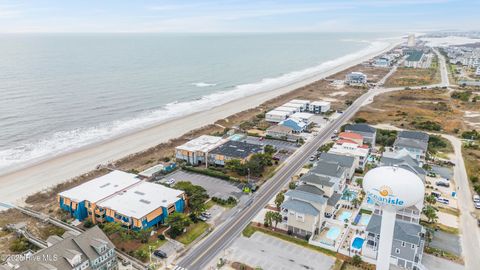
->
(425, 194), (437, 206)
(264, 212), (273, 227)
(422, 205), (438, 224)
(271, 212), (282, 229)
(351, 198), (361, 209)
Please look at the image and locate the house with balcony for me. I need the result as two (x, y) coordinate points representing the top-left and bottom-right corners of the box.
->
(58, 170), (186, 230)
(345, 72), (367, 85)
(317, 153), (356, 180)
(329, 140), (370, 170)
(364, 215), (426, 270)
(392, 130), (429, 164)
(344, 123), (377, 146)
(9, 226), (117, 270)
(175, 135), (225, 165)
(308, 101), (331, 114)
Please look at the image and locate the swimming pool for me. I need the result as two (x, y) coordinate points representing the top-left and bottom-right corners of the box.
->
(337, 211), (352, 221)
(351, 237), (365, 250)
(326, 227), (341, 240)
(229, 134), (246, 141)
(359, 214), (371, 226)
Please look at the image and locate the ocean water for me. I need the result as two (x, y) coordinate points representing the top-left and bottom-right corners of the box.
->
(0, 33), (393, 172)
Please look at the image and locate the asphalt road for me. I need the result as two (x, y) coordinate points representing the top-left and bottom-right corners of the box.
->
(175, 84), (385, 270)
(176, 52), (453, 270)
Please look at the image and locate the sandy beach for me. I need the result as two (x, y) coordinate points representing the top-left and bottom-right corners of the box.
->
(0, 38), (402, 208)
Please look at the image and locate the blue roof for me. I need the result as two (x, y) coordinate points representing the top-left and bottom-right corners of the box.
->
(281, 199), (319, 216)
(279, 118), (306, 132)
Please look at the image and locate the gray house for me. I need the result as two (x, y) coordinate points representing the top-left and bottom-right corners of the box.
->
(393, 131), (429, 163)
(309, 161), (347, 193)
(344, 123), (377, 146)
(8, 226), (117, 270)
(318, 152), (356, 179)
(365, 215), (426, 270)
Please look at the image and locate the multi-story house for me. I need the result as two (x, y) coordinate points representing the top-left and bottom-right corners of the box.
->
(317, 153), (356, 180)
(392, 131), (429, 164)
(344, 124), (377, 147)
(364, 215), (426, 270)
(8, 226), (117, 270)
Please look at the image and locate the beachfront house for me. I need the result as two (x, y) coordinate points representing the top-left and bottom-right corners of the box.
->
(345, 72), (367, 85)
(279, 118), (307, 133)
(288, 99), (310, 112)
(275, 106), (300, 115)
(364, 215), (426, 270)
(373, 57), (390, 68)
(208, 140), (263, 166)
(344, 123), (377, 146)
(175, 135), (225, 165)
(308, 101), (331, 114)
(266, 110), (289, 123)
(282, 102), (305, 112)
(266, 125), (297, 142)
(58, 170), (186, 230)
(7, 227), (117, 270)
(290, 112), (314, 125)
(392, 130), (429, 163)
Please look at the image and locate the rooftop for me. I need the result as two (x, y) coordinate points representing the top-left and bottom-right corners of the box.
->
(344, 123), (376, 134)
(275, 106), (298, 113)
(285, 189), (327, 205)
(300, 173), (335, 187)
(339, 132), (363, 140)
(210, 140), (263, 159)
(318, 152), (355, 169)
(366, 214), (423, 245)
(176, 135), (224, 153)
(405, 50), (424, 62)
(398, 130), (429, 142)
(58, 170), (141, 203)
(290, 112), (314, 120)
(281, 199), (319, 216)
(394, 137), (428, 151)
(139, 164), (165, 178)
(266, 110), (290, 116)
(289, 99), (310, 104)
(310, 160), (346, 179)
(15, 226), (114, 270)
(327, 192), (342, 206)
(310, 100), (331, 106)
(97, 181), (184, 219)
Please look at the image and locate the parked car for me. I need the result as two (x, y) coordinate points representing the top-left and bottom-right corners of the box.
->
(477, 219), (480, 227)
(201, 212), (212, 218)
(198, 215), (208, 221)
(475, 202), (480, 209)
(435, 181), (450, 188)
(309, 155), (316, 161)
(165, 178), (175, 185)
(153, 250), (167, 259)
(430, 191), (441, 198)
(473, 194), (480, 203)
(436, 197), (450, 204)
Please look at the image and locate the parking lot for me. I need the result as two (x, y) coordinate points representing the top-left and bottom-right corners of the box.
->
(224, 232), (335, 270)
(160, 170), (244, 200)
(244, 136), (299, 152)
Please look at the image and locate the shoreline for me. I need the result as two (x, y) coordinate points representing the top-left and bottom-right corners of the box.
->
(0, 37), (402, 207)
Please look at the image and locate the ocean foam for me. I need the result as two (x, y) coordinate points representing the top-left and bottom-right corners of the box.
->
(191, 82), (217, 87)
(0, 39), (392, 172)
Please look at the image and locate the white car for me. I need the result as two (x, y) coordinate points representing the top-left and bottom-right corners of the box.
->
(475, 202), (480, 209)
(436, 197), (450, 205)
(473, 194), (480, 203)
(165, 178), (175, 185)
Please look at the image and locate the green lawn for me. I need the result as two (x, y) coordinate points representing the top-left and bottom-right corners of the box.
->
(177, 222), (210, 245)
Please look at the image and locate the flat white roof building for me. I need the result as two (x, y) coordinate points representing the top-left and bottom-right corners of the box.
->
(288, 99), (310, 111)
(274, 106), (298, 114)
(290, 112), (314, 124)
(58, 170), (141, 203)
(176, 135), (224, 153)
(282, 102), (304, 110)
(97, 181), (184, 220)
(309, 101), (331, 113)
(266, 110), (290, 123)
(139, 164), (165, 178)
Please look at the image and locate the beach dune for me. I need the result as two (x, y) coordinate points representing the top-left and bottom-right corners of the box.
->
(0, 38), (401, 208)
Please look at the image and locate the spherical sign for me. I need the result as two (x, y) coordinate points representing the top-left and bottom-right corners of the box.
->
(363, 166), (424, 210)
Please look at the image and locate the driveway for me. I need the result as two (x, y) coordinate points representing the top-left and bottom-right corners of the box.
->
(161, 170), (244, 200)
(224, 232), (335, 270)
(441, 134), (480, 269)
(244, 136), (299, 151)
(431, 165), (453, 180)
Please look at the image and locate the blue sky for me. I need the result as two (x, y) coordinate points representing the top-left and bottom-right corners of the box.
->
(0, 0), (478, 33)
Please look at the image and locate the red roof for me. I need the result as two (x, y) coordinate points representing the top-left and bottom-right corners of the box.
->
(336, 139), (359, 145)
(339, 132), (364, 140)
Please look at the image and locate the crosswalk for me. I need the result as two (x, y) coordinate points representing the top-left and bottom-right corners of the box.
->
(172, 266), (188, 270)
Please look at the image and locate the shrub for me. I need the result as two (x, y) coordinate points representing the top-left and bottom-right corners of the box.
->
(157, 234), (166, 240)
